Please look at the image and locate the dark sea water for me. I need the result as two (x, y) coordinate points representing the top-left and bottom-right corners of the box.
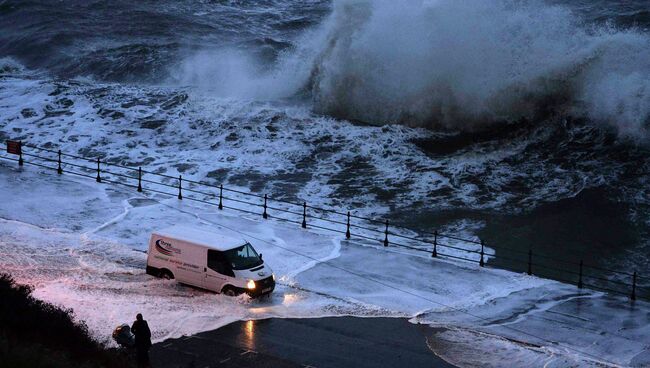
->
(1, 0), (649, 285)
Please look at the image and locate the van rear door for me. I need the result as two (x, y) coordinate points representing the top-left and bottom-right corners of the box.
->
(204, 249), (234, 292)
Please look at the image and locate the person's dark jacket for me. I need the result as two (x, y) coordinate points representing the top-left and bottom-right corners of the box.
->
(131, 319), (152, 350)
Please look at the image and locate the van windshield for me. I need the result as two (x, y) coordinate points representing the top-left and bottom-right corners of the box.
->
(224, 243), (263, 270)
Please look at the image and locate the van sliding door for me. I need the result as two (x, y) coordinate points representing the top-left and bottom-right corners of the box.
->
(205, 249), (234, 291)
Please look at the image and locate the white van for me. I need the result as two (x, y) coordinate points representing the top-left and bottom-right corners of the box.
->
(145, 226), (275, 297)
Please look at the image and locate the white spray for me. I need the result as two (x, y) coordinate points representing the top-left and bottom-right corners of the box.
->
(174, 0), (650, 137)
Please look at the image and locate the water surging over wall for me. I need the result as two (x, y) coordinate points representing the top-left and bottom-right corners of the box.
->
(177, 0), (650, 137)
(307, 0), (650, 135)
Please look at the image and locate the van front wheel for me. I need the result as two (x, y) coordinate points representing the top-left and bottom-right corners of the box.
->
(159, 269), (174, 280)
(222, 286), (238, 297)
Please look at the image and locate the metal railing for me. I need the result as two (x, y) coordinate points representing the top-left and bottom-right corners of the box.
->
(1, 140), (647, 302)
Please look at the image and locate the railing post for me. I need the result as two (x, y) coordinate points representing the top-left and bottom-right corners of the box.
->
(263, 194), (268, 219)
(631, 271), (637, 301)
(57, 150), (63, 174)
(527, 250), (532, 275)
(302, 202), (307, 228)
(18, 141), (23, 166)
(218, 185), (223, 210)
(578, 260), (583, 289)
(137, 167), (142, 192)
(432, 230), (438, 258)
(383, 220), (389, 247)
(96, 158), (101, 183)
(345, 211), (351, 239)
(177, 175), (182, 200)
(479, 240), (485, 267)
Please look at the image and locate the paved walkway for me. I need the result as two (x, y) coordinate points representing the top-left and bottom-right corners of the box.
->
(151, 317), (455, 368)
(151, 331), (300, 368)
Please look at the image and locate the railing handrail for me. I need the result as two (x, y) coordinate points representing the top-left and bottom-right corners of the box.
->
(21, 143), (488, 242)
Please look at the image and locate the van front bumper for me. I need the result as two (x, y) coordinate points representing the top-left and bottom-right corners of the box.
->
(247, 276), (275, 297)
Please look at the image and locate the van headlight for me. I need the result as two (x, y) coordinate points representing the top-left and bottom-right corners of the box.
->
(246, 279), (256, 290)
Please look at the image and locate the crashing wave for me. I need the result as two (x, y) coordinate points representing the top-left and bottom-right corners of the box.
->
(175, 0), (650, 138)
(304, 0), (650, 136)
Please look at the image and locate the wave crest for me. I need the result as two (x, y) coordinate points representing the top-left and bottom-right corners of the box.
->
(298, 0), (649, 135)
(173, 0), (650, 137)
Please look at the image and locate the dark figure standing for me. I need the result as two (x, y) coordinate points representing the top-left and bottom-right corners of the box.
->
(131, 313), (152, 368)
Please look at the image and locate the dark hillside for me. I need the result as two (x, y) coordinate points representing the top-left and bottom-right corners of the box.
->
(0, 273), (133, 368)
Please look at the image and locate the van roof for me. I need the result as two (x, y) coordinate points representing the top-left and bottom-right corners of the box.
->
(153, 226), (246, 251)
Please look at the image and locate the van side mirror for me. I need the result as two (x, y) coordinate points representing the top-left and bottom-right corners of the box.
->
(259, 253), (263, 260)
